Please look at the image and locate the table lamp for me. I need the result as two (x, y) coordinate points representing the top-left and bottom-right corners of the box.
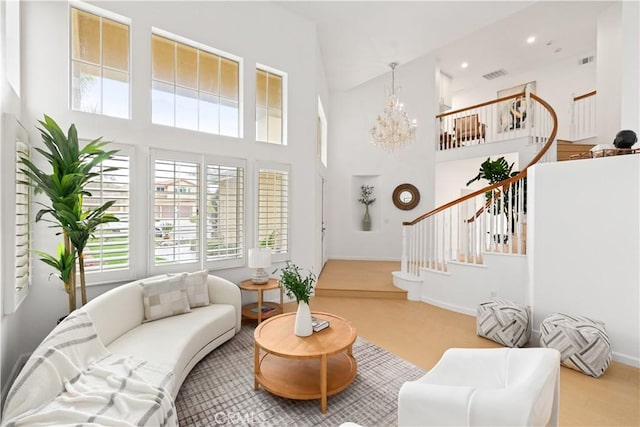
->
(248, 248), (272, 284)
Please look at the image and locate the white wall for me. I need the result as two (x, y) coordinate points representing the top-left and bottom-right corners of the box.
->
(528, 156), (640, 366)
(596, 2), (623, 145)
(2, 0), (325, 391)
(452, 53), (596, 142)
(327, 55), (437, 260)
(620, 1), (639, 133)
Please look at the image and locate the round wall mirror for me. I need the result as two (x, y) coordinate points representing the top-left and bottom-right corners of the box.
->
(392, 183), (420, 210)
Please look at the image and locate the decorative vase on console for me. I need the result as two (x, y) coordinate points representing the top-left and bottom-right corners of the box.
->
(358, 185), (376, 232)
(277, 261), (316, 337)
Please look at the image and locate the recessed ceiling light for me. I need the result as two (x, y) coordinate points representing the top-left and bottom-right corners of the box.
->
(527, 36), (536, 44)
(461, 62), (469, 69)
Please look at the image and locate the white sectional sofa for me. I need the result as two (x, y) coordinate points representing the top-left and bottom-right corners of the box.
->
(2, 272), (241, 426)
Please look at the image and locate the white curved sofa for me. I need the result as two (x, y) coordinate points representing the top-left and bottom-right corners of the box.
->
(2, 273), (241, 426)
(82, 273), (242, 397)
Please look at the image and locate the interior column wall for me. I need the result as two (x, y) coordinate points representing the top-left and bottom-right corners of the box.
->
(528, 156), (640, 366)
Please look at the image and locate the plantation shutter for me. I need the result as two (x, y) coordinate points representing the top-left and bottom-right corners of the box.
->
(257, 169), (288, 254)
(153, 158), (200, 266)
(84, 153), (131, 274)
(206, 164), (244, 262)
(15, 139), (30, 290)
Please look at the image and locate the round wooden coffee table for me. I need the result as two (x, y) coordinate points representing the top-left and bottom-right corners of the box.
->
(253, 312), (357, 413)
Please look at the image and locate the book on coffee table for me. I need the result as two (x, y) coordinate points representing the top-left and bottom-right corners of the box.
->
(312, 316), (330, 332)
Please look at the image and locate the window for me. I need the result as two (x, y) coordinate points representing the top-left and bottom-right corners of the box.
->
(257, 167), (289, 255)
(256, 66), (286, 144)
(151, 151), (245, 271)
(153, 156), (200, 267)
(206, 164), (244, 262)
(70, 5), (130, 119)
(317, 97), (328, 166)
(151, 32), (241, 137)
(2, 118), (31, 313)
(14, 139), (30, 293)
(83, 149), (131, 281)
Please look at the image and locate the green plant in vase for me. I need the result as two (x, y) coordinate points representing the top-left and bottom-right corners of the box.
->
(277, 261), (316, 336)
(358, 185), (376, 231)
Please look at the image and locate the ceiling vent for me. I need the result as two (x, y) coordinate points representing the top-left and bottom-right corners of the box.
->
(482, 69), (508, 80)
(578, 56), (595, 65)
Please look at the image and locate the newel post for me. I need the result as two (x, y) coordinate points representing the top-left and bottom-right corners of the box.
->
(401, 225), (408, 273)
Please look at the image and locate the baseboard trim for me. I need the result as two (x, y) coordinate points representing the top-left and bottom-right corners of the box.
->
(531, 329), (638, 367)
(329, 256), (401, 262)
(421, 296), (476, 316)
(611, 352), (639, 368)
(1, 352), (31, 410)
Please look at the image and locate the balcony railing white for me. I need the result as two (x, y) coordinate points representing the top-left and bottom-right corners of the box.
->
(404, 93), (558, 276)
(437, 89), (552, 151)
(571, 91), (597, 141)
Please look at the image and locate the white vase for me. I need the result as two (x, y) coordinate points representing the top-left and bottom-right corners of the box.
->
(294, 301), (313, 337)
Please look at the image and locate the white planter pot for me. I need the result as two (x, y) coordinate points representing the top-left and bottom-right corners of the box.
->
(294, 301), (313, 337)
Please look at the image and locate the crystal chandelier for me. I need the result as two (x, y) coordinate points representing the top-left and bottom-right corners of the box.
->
(370, 62), (417, 152)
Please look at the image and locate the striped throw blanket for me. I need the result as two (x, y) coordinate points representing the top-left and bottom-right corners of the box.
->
(2, 310), (177, 426)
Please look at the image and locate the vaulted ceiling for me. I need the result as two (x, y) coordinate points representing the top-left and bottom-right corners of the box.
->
(277, 1), (612, 93)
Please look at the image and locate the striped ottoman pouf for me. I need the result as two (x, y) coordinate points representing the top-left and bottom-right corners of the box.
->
(540, 313), (612, 378)
(476, 298), (531, 348)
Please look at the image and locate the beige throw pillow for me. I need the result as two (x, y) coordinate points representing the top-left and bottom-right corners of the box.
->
(141, 274), (191, 322)
(173, 269), (210, 308)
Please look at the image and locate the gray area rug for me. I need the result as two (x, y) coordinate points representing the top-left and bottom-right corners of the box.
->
(175, 326), (425, 426)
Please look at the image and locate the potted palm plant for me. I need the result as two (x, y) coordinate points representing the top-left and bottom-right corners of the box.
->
(278, 261), (316, 337)
(466, 156), (526, 245)
(19, 115), (119, 313)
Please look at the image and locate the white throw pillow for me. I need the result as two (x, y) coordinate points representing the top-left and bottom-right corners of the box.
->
(141, 274), (191, 322)
(171, 269), (210, 308)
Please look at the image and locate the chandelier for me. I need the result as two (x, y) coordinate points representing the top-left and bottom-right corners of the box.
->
(370, 62), (417, 152)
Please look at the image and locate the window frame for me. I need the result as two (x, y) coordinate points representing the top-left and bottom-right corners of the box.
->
(82, 142), (136, 285)
(255, 162), (290, 263)
(256, 64), (288, 145)
(149, 149), (247, 276)
(151, 28), (244, 138)
(68, 1), (132, 119)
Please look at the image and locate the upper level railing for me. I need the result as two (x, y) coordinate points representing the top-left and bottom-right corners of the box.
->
(437, 89), (551, 151)
(402, 93), (558, 276)
(571, 90), (597, 141)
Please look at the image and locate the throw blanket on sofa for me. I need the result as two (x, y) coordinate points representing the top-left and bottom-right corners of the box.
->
(2, 310), (177, 427)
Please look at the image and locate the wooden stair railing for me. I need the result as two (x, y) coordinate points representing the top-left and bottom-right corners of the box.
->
(401, 93), (558, 275)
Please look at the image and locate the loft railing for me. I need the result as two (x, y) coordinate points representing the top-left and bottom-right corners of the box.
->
(437, 89), (551, 151)
(571, 90), (597, 141)
(402, 93), (558, 276)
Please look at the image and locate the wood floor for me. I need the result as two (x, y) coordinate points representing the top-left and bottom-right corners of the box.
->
(284, 260), (640, 426)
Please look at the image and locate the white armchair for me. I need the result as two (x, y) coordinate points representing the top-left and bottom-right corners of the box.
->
(398, 348), (560, 427)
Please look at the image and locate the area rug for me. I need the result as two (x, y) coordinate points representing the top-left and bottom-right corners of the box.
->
(175, 326), (425, 426)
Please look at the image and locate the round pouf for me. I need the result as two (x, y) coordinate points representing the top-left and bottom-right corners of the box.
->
(476, 298), (531, 348)
(540, 313), (612, 378)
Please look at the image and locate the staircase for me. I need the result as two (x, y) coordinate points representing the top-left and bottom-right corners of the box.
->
(393, 92), (558, 311)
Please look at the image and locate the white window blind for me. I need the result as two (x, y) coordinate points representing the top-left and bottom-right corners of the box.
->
(151, 32), (240, 137)
(70, 6), (130, 119)
(15, 139), (30, 291)
(206, 164), (244, 262)
(256, 67), (285, 144)
(83, 153), (130, 275)
(257, 169), (289, 254)
(154, 158), (200, 266)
